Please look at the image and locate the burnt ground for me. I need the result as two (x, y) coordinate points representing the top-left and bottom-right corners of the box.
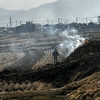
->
(1, 39), (100, 99)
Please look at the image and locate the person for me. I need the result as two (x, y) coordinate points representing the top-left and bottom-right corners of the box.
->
(52, 49), (59, 64)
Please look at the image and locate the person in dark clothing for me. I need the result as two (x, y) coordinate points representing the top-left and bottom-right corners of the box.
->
(52, 49), (59, 64)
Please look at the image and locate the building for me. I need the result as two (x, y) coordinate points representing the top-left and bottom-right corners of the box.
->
(16, 22), (36, 33)
(0, 27), (5, 33)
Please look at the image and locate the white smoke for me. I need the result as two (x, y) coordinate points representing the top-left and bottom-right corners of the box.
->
(58, 29), (85, 57)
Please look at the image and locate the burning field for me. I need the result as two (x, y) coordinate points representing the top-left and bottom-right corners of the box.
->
(1, 29), (96, 100)
(0, 29), (85, 71)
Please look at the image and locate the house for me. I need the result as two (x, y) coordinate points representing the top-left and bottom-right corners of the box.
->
(0, 27), (5, 33)
(16, 22), (36, 33)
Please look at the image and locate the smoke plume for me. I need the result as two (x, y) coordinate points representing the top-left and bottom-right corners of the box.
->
(58, 29), (85, 57)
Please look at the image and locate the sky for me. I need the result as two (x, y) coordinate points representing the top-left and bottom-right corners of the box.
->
(0, 0), (57, 10)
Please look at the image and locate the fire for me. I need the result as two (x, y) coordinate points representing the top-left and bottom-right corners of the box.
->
(84, 39), (89, 44)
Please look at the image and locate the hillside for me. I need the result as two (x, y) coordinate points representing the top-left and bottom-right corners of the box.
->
(0, 39), (100, 99)
(0, 8), (18, 24)
(0, 0), (100, 24)
(0, 8), (17, 16)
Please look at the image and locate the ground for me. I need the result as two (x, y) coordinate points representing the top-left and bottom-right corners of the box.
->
(0, 32), (100, 99)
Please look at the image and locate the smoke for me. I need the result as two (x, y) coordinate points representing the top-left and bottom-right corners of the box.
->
(40, 27), (85, 58)
(58, 29), (85, 57)
(0, 28), (85, 71)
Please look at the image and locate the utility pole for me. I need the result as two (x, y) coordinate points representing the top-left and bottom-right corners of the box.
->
(61, 19), (62, 23)
(58, 18), (60, 24)
(16, 20), (17, 26)
(86, 18), (88, 25)
(76, 17), (78, 23)
(10, 17), (12, 27)
(47, 19), (49, 24)
(6, 24), (8, 28)
(20, 20), (22, 25)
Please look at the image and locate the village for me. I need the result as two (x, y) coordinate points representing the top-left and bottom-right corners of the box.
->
(0, 17), (100, 35)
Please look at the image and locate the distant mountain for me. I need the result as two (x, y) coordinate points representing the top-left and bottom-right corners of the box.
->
(0, 0), (100, 25)
(0, 8), (18, 24)
(0, 8), (18, 16)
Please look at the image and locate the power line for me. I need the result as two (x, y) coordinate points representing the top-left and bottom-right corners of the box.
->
(0, 16), (99, 27)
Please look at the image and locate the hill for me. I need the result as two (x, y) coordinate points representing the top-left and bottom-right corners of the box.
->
(0, 0), (100, 24)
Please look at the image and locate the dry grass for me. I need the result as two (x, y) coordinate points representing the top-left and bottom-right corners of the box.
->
(33, 50), (65, 70)
(0, 80), (55, 99)
(0, 81), (53, 93)
(62, 72), (100, 100)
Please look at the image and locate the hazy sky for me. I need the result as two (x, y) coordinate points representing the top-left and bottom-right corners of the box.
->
(0, 0), (57, 10)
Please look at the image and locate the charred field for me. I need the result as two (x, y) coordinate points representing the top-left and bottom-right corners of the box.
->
(0, 31), (100, 100)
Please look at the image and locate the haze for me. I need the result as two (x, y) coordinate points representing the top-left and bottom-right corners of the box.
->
(0, 0), (100, 24)
(0, 0), (57, 10)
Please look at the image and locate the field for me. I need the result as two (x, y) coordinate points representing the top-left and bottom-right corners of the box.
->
(0, 32), (67, 71)
(0, 30), (87, 99)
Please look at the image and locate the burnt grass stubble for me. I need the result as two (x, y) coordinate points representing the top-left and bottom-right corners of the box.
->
(0, 40), (100, 99)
